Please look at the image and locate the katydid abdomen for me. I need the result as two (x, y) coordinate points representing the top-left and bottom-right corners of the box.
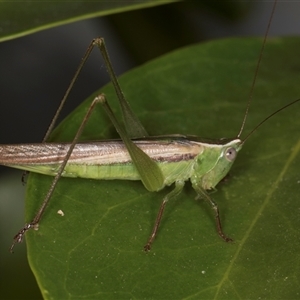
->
(0, 137), (240, 191)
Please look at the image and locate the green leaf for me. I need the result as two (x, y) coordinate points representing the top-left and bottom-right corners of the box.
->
(25, 37), (300, 299)
(0, 0), (177, 42)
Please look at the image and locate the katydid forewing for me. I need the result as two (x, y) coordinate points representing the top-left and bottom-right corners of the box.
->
(1, 0), (299, 255)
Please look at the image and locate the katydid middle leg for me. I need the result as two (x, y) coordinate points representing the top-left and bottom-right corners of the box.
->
(144, 180), (185, 251)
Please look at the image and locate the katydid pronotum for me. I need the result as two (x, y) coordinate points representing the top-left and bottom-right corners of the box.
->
(1, 0), (299, 253)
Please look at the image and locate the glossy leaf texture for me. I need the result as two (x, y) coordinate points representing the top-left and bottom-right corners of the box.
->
(25, 37), (300, 299)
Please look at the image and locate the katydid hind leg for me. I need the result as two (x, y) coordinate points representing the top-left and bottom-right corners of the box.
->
(56, 38), (165, 191)
(10, 38), (161, 252)
(44, 37), (147, 144)
(94, 38), (148, 139)
(99, 94), (164, 192)
(144, 181), (185, 251)
(10, 97), (103, 252)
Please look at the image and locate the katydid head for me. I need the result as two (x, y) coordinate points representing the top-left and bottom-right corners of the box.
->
(191, 138), (242, 191)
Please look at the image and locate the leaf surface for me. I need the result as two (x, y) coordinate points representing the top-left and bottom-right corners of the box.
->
(26, 37), (300, 299)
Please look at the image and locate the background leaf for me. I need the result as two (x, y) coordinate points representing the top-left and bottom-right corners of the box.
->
(0, 0), (176, 42)
(1, 1), (300, 299)
(24, 37), (300, 299)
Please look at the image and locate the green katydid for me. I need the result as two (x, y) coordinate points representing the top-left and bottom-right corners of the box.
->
(2, 0), (299, 253)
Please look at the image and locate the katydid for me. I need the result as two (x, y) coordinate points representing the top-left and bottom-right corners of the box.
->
(1, 0), (298, 252)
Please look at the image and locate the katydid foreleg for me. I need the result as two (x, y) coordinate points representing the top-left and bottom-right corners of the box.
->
(193, 185), (232, 243)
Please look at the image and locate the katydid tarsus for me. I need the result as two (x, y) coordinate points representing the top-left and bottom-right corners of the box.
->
(2, 0), (299, 253)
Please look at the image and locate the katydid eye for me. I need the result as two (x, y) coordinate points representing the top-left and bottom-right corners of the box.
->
(225, 147), (236, 162)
